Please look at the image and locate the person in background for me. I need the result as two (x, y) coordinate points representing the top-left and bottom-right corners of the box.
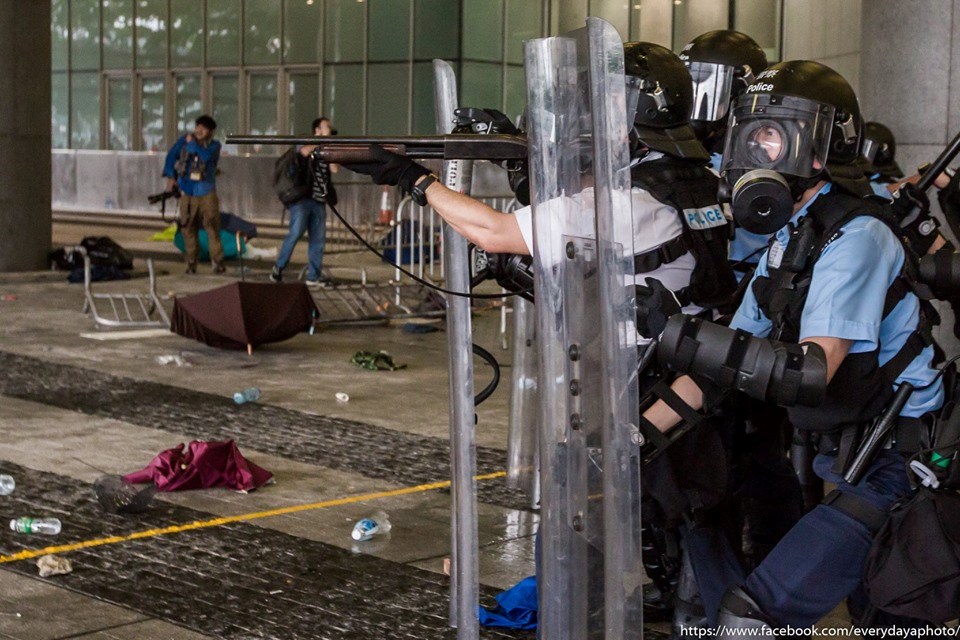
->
(163, 115), (224, 274)
(271, 117), (339, 287)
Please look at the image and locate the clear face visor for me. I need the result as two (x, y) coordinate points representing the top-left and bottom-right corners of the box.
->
(687, 61), (735, 123)
(721, 94), (835, 179)
(861, 137), (886, 165)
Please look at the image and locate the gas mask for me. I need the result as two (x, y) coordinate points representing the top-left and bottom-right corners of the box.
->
(721, 95), (835, 234)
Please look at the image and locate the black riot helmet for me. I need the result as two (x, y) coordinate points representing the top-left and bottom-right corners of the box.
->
(861, 121), (904, 181)
(720, 60), (866, 234)
(623, 41), (709, 162)
(679, 30), (768, 148)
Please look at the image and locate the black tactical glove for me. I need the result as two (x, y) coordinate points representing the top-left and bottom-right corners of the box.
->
(635, 277), (681, 338)
(344, 144), (431, 194)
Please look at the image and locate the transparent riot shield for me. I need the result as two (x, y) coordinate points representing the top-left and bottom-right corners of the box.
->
(525, 17), (644, 639)
(506, 296), (539, 509)
(433, 59), (479, 640)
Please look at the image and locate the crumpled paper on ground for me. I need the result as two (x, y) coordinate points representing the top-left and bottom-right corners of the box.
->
(37, 554), (72, 577)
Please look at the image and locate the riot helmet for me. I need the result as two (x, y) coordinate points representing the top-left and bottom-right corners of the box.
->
(861, 121), (904, 180)
(720, 60), (864, 233)
(679, 30), (768, 147)
(623, 41), (709, 161)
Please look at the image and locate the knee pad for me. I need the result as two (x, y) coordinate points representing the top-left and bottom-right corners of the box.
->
(715, 587), (777, 639)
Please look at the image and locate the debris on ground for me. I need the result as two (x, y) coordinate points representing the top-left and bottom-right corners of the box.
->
(233, 387), (261, 405)
(0, 474), (14, 496)
(351, 511), (392, 542)
(94, 475), (157, 514)
(37, 554), (73, 578)
(351, 350), (407, 371)
(443, 557), (451, 576)
(156, 354), (190, 367)
(1, 294), (17, 302)
(335, 392), (350, 404)
(10, 517), (61, 535)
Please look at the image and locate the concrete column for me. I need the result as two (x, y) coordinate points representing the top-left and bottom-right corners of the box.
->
(860, 0), (960, 348)
(0, 0), (52, 272)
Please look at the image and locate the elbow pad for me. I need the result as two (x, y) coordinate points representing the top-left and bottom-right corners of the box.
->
(657, 314), (827, 407)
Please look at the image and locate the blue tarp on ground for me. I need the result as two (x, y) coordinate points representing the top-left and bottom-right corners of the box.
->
(477, 576), (538, 631)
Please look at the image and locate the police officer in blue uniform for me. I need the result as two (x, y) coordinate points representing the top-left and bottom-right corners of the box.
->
(679, 30), (771, 276)
(641, 60), (944, 630)
(677, 32), (806, 617)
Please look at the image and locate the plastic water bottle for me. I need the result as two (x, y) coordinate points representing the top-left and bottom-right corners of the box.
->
(10, 517), (61, 535)
(233, 387), (261, 405)
(0, 475), (14, 496)
(351, 511), (392, 542)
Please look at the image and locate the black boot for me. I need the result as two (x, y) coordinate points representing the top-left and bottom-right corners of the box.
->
(642, 523), (680, 622)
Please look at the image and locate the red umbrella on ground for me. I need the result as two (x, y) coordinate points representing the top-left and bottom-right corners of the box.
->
(123, 440), (273, 492)
(171, 281), (318, 354)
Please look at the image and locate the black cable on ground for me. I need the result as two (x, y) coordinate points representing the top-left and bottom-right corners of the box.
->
(326, 200), (532, 300)
(472, 343), (501, 405)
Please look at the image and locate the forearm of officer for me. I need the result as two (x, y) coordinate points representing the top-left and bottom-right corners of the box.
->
(643, 375), (705, 434)
(417, 178), (529, 255)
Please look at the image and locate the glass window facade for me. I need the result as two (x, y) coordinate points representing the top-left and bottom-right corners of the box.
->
(52, 0), (69, 71)
(245, 2), (282, 65)
(283, 0), (323, 64)
(50, 0), (553, 148)
(135, 0), (167, 68)
(102, 0), (134, 69)
(211, 74), (239, 145)
(71, 0), (101, 70)
(108, 77), (132, 150)
(140, 75), (165, 151)
(170, 0), (202, 67)
(175, 74), (202, 135)
(289, 73), (321, 134)
(70, 71), (100, 149)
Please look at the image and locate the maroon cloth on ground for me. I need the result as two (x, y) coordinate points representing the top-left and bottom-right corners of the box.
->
(123, 440), (273, 492)
(171, 282), (317, 350)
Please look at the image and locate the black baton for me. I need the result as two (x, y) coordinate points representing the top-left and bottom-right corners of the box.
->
(843, 381), (915, 485)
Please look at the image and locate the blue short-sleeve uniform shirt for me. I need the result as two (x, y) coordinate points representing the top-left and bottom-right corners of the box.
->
(730, 182), (943, 417)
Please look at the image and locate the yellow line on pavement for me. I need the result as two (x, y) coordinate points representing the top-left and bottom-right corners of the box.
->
(0, 471), (507, 564)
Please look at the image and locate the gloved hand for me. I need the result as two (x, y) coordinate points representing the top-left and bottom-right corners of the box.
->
(635, 277), (681, 338)
(343, 144), (430, 194)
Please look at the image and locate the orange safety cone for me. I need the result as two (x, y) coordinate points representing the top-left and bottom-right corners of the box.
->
(378, 185), (394, 225)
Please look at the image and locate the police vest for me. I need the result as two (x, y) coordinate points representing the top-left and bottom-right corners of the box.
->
(630, 158), (738, 310)
(752, 189), (937, 438)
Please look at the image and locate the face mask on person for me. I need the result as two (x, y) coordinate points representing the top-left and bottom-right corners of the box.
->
(720, 96), (834, 233)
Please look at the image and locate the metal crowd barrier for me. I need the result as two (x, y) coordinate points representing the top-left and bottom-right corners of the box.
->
(81, 251), (170, 329)
(308, 195), (517, 328)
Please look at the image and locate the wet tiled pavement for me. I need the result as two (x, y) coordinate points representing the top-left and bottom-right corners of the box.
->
(0, 461), (529, 639)
(0, 351), (529, 512)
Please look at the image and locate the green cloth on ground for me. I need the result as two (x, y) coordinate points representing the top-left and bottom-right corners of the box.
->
(351, 351), (407, 371)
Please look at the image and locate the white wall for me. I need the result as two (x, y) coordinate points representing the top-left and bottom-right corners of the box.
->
(782, 0), (862, 92)
(860, 0), (960, 352)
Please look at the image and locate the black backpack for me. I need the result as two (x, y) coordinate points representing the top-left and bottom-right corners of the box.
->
(273, 147), (311, 206)
(864, 487), (960, 624)
(863, 374), (960, 624)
